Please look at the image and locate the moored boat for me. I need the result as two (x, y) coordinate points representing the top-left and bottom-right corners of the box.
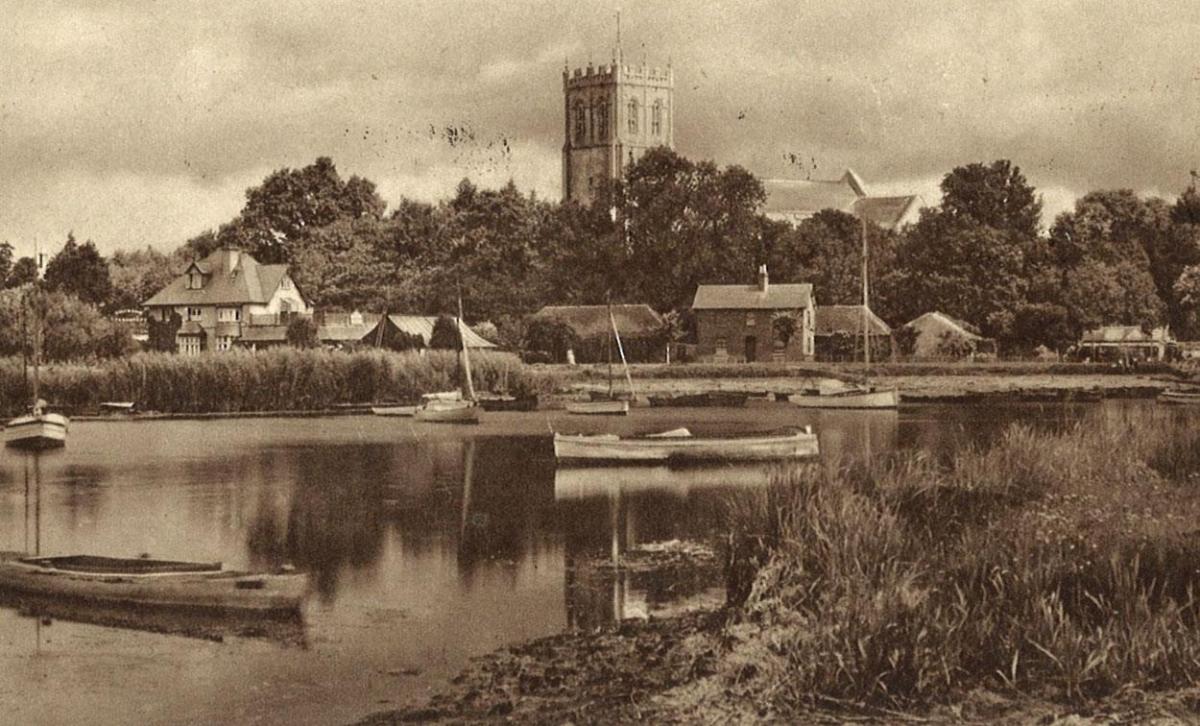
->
(553, 426), (819, 463)
(413, 398), (481, 423)
(1158, 389), (1200, 404)
(0, 553), (307, 613)
(790, 386), (899, 410)
(478, 394), (539, 412)
(564, 400), (630, 416)
(647, 392), (749, 408)
(4, 410), (69, 449)
(371, 405), (417, 416)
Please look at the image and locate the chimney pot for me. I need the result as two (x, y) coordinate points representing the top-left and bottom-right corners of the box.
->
(757, 264), (769, 293)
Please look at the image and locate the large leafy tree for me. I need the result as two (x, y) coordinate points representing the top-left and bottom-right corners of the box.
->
(43, 233), (112, 307)
(0, 288), (134, 361)
(219, 157), (386, 264)
(6, 257), (38, 289)
(773, 209), (898, 308)
(109, 246), (176, 311)
(939, 159), (1042, 238)
(0, 242), (12, 287)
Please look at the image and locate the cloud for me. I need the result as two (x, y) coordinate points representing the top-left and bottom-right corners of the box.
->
(2, 1), (1198, 254)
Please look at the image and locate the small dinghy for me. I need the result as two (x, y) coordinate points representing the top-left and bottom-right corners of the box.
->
(565, 399), (630, 416)
(413, 398), (481, 423)
(790, 386), (899, 410)
(0, 553), (307, 613)
(1158, 389), (1200, 404)
(371, 405), (417, 417)
(553, 426), (819, 464)
(4, 409), (69, 449)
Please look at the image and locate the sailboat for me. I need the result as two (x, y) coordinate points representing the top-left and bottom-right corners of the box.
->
(565, 300), (632, 415)
(791, 218), (899, 410)
(5, 287), (69, 448)
(414, 298), (481, 424)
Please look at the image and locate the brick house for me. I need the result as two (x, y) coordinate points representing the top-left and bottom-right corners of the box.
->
(142, 246), (311, 354)
(691, 266), (814, 363)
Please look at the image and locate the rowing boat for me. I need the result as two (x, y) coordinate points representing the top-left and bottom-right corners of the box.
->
(0, 553), (307, 613)
(553, 426), (819, 463)
(4, 411), (69, 449)
(371, 405), (417, 416)
(564, 400), (630, 416)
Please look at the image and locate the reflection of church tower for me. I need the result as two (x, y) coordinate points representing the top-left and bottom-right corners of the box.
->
(561, 38), (674, 206)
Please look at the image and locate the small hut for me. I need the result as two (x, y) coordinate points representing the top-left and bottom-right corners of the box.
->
(527, 304), (664, 364)
(904, 312), (996, 360)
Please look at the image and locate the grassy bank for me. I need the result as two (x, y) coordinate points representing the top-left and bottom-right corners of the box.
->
(719, 412), (1200, 714)
(0, 349), (559, 415)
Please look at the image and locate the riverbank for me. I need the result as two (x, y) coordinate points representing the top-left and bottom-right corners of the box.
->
(363, 412), (1200, 724)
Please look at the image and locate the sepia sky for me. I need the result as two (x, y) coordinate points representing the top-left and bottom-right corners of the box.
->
(3, 0), (1199, 257)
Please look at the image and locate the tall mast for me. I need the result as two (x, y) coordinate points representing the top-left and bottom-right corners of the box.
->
(606, 295), (614, 398)
(457, 294), (476, 402)
(861, 216), (870, 371)
(610, 303), (636, 399)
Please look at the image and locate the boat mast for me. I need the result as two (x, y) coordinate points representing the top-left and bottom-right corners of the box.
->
(861, 216), (870, 373)
(32, 287), (41, 408)
(609, 303), (636, 399)
(457, 295), (476, 402)
(606, 295), (614, 398)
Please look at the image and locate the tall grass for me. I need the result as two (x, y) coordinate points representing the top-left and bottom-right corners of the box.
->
(0, 349), (559, 414)
(721, 418), (1200, 710)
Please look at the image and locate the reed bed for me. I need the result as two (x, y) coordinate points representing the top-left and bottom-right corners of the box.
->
(721, 417), (1200, 711)
(0, 349), (558, 414)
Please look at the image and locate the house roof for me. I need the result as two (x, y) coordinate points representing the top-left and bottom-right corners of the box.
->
(319, 322), (376, 342)
(815, 305), (891, 336)
(143, 248), (293, 307)
(692, 283), (813, 310)
(1079, 325), (1172, 344)
(906, 312), (989, 341)
(531, 304), (664, 339)
(363, 314), (497, 348)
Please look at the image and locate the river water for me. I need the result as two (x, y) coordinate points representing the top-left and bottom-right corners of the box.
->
(0, 401), (1178, 725)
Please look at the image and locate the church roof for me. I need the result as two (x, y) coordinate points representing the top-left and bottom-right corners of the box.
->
(852, 196), (922, 230)
(762, 170), (922, 231)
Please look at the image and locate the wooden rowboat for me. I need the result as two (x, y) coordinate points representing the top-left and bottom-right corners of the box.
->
(4, 412), (69, 449)
(565, 400), (630, 416)
(789, 387), (899, 410)
(413, 398), (481, 423)
(1158, 389), (1200, 404)
(553, 426), (819, 463)
(371, 405), (417, 417)
(0, 553), (307, 613)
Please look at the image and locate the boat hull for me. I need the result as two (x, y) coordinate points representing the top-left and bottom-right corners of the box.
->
(414, 400), (481, 423)
(1158, 390), (1200, 404)
(553, 429), (819, 463)
(371, 405), (418, 417)
(4, 413), (69, 449)
(790, 388), (899, 410)
(478, 396), (539, 412)
(565, 400), (630, 416)
(0, 553), (307, 613)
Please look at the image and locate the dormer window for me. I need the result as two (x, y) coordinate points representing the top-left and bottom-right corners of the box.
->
(187, 272), (203, 290)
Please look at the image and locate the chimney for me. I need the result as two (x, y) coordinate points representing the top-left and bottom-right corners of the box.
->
(757, 264), (769, 293)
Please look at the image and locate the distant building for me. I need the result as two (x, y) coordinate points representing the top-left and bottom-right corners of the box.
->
(1076, 325), (1173, 362)
(904, 312), (996, 360)
(237, 311), (497, 351)
(360, 313), (497, 350)
(529, 304), (664, 363)
(142, 246), (310, 354)
(814, 305), (892, 362)
(762, 170), (924, 231)
(691, 266), (815, 363)
(562, 50), (674, 206)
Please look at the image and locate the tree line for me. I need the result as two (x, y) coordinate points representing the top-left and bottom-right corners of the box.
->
(4, 153), (1200, 360)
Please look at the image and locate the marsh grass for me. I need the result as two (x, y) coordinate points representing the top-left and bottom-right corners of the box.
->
(722, 417), (1200, 710)
(0, 349), (558, 414)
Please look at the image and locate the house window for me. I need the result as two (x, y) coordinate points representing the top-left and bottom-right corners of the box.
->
(574, 101), (586, 143)
(178, 336), (201, 356)
(715, 337), (727, 354)
(187, 272), (202, 290)
(187, 307), (202, 321)
(627, 98), (638, 134)
(217, 307), (241, 322)
(215, 336), (235, 352)
(280, 277), (293, 290)
(595, 100), (608, 140)
(745, 313), (756, 327)
(652, 101), (662, 136)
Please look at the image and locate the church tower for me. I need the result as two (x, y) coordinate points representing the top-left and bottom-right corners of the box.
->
(562, 45), (674, 206)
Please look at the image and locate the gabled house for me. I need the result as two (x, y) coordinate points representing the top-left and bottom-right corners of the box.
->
(1076, 325), (1172, 362)
(691, 266), (815, 363)
(762, 169), (924, 231)
(142, 246), (311, 354)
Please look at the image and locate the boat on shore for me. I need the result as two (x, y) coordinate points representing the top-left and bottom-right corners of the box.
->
(790, 386), (899, 410)
(553, 426), (819, 463)
(564, 400), (630, 416)
(414, 297), (482, 424)
(371, 405), (418, 416)
(0, 553), (307, 614)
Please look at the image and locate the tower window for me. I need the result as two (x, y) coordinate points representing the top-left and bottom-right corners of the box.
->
(652, 101), (662, 136)
(574, 101), (586, 144)
(627, 98), (638, 134)
(595, 100), (608, 140)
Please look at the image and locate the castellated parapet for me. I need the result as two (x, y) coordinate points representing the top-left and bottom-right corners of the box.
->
(561, 58), (675, 205)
